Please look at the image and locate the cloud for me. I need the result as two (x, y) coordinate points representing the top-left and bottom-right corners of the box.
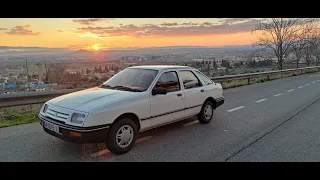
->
(202, 22), (212, 26)
(160, 22), (178, 26)
(181, 22), (199, 26)
(69, 19), (264, 38)
(0, 28), (7, 30)
(221, 18), (265, 25)
(72, 18), (113, 25)
(5, 25), (40, 36)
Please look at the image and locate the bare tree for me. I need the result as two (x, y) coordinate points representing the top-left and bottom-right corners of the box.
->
(312, 38), (320, 66)
(253, 18), (303, 70)
(291, 41), (304, 68)
(300, 19), (320, 66)
(291, 19), (318, 67)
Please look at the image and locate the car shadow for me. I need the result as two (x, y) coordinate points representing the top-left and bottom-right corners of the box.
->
(73, 118), (198, 159)
(61, 117), (200, 160)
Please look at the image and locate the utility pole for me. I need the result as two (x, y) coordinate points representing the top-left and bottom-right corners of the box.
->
(45, 62), (50, 90)
(25, 59), (30, 91)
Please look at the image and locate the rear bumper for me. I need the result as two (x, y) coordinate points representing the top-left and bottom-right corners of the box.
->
(39, 114), (110, 144)
(215, 97), (225, 108)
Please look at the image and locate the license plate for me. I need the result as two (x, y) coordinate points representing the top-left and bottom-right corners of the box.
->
(43, 121), (59, 134)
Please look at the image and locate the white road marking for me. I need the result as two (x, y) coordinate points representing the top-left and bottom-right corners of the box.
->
(312, 81), (316, 83)
(298, 86), (304, 88)
(306, 84), (310, 86)
(318, 80), (320, 82)
(183, 121), (199, 127)
(287, 89), (295, 92)
(227, 106), (245, 112)
(274, 93), (283, 97)
(256, 98), (267, 103)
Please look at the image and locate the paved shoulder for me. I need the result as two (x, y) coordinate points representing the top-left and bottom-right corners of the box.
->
(227, 95), (320, 162)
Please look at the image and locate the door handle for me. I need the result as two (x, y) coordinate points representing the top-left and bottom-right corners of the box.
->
(177, 93), (182, 97)
(200, 89), (204, 92)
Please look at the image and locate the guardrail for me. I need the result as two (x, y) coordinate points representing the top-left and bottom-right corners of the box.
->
(1, 66), (320, 108)
(210, 66), (320, 88)
(0, 88), (84, 108)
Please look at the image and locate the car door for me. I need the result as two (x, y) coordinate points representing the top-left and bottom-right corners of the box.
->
(149, 70), (185, 128)
(178, 70), (207, 117)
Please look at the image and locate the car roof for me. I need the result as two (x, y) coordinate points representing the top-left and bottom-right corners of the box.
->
(128, 65), (194, 71)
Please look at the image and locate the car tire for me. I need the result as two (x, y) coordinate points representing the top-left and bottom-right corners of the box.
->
(105, 117), (138, 154)
(197, 100), (214, 124)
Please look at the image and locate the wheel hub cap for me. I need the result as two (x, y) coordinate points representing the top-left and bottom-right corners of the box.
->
(204, 105), (212, 120)
(116, 125), (134, 148)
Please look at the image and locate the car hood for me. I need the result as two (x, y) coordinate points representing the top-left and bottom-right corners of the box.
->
(47, 87), (137, 112)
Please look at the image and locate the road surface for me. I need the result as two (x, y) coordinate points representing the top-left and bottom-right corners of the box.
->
(1, 72), (320, 162)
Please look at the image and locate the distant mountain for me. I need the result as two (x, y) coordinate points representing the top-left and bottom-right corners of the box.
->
(0, 46), (75, 57)
(0, 45), (254, 58)
(0, 46), (69, 51)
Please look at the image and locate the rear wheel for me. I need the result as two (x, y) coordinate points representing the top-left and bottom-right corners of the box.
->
(197, 100), (214, 124)
(105, 117), (138, 154)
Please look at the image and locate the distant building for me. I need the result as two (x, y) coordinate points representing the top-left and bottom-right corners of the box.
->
(217, 67), (226, 71)
(66, 69), (78, 75)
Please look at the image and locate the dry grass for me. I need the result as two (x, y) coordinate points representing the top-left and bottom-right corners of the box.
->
(0, 104), (43, 128)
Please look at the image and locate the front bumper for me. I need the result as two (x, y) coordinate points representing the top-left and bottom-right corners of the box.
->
(39, 114), (110, 144)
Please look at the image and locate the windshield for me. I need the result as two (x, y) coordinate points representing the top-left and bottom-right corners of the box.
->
(101, 68), (159, 92)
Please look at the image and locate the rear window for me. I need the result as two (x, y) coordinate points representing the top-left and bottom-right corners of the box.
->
(195, 71), (213, 85)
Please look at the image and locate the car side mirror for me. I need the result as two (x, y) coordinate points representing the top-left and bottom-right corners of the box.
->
(152, 87), (167, 95)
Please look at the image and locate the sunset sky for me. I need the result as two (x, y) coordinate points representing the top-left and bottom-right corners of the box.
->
(0, 18), (266, 50)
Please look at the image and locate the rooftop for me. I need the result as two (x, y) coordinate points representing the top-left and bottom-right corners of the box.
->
(128, 65), (192, 70)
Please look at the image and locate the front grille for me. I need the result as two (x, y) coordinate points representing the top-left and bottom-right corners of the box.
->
(45, 116), (66, 124)
(45, 108), (70, 122)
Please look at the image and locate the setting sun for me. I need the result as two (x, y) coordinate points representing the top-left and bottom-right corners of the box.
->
(85, 44), (102, 51)
(92, 44), (100, 51)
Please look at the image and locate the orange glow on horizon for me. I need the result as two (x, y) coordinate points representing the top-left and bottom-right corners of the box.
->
(0, 18), (269, 48)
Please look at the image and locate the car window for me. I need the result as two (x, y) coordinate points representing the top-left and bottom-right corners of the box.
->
(179, 71), (202, 89)
(195, 71), (213, 85)
(154, 71), (180, 92)
(102, 68), (158, 92)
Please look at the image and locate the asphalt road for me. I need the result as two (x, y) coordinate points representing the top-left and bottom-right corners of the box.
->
(1, 72), (320, 162)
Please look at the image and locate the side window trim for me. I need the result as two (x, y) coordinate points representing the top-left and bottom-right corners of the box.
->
(152, 70), (181, 93)
(179, 70), (203, 90)
(194, 70), (214, 85)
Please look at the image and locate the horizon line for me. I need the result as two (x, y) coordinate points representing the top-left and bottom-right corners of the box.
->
(0, 44), (254, 50)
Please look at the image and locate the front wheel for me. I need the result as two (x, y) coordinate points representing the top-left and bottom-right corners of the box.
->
(105, 117), (138, 154)
(197, 100), (214, 124)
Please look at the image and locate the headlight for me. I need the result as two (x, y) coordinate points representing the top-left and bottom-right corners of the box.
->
(71, 113), (86, 124)
(43, 104), (49, 113)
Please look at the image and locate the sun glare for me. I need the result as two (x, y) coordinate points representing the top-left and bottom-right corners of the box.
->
(87, 44), (101, 51)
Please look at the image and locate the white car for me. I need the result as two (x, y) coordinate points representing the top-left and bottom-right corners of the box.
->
(39, 65), (224, 154)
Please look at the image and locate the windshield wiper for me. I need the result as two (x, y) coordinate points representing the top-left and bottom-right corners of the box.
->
(112, 85), (143, 92)
(100, 84), (112, 89)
